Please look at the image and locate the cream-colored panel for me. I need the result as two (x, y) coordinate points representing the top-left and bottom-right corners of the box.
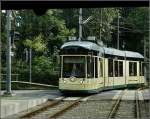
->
(140, 76), (145, 84)
(107, 77), (114, 87)
(126, 61), (129, 77)
(59, 78), (104, 90)
(104, 58), (108, 87)
(104, 59), (108, 77)
(127, 76), (139, 84)
(113, 77), (125, 86)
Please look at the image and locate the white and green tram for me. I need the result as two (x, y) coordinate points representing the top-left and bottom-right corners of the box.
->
(59, 40), (145, 93)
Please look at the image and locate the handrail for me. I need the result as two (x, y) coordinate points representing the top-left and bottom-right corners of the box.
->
(1, 80), (58, 88)
(1, 74), (20, 75)
(1, 73), (20, 81)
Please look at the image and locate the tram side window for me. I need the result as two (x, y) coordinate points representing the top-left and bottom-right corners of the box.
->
(114, 61), (123, 77)
(140, 62), (144, 76)
(108, 59), (113, 77)
(87, 57), (94, 78)
(129, 62), (137, 76)
(119, 61), (123, 76)
(142, 63), (144, 76)
(99, 59), (103, 77)
(134, 62), (137, 76)
(95, 57), (98, 78)
(114, 61), (118, 77)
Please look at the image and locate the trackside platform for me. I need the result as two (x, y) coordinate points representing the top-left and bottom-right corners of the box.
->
(0, 90), (62, 118)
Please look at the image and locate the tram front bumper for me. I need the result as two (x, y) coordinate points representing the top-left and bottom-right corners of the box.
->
(59, 83), (101, 94)
(59, 89), (99, 94)
(59, 83), (86, 90)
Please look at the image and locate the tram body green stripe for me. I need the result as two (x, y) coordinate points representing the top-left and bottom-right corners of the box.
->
(59, 87), (103, 94)
(60, 83), (145, 94)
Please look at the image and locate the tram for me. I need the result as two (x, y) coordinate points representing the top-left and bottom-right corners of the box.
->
(59, 37), (145, 93)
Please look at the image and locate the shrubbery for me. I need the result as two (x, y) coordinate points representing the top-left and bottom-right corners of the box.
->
(18, 56), (59, 86)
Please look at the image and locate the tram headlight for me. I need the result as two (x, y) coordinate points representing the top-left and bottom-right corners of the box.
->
(80, 78), (85, 83)
(62, 78), (66, 83)
(63, 79), (66, 83)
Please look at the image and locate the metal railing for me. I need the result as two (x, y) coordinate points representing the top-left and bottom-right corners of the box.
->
(1, 74), (20, 81)
(1, 74), (58, 88)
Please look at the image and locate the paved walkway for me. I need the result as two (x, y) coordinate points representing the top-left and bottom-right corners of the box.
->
(0, 90), (62, 118)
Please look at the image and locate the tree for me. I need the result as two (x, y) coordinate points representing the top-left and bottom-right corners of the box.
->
(23, 34), (47, 53)
(81, 8), (119, 45)
(16, 9), (75, 56)
(60, 8), (119, 45)
(120, 7), (148, 53)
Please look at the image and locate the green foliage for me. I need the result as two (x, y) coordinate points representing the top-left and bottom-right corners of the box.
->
(81, 8), (119, 43)
(32, 56), (53, 72)
(23, 34), (47, 52)
(126, 7), (148, 36)
(120, 7), (148, 53)
(31, 56), (59, 85)
(1, 8), (148, 86)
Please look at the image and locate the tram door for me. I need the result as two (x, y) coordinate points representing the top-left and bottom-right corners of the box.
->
(98, 58), (104, 87)
(113, 60), (125, 87)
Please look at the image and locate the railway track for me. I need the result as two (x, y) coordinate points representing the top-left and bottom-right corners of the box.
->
(19, 96), (85, 119)
(107, 88), (149, 119)
(107, 89), (127, 119)
(135, 89), (149, 119)
(135, 89), (141, 119)
(48, 97), (82, 118)
(10, 89), (149, 119)
(19, 98), (64, 118)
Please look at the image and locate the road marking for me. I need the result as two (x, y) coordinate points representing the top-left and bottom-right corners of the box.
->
(138, 91), (144, 100)
(112, 90), (122, 100)
(80, 96), (90, 101)
(55, 96), (64, 100)
(63, 97), (81, 101)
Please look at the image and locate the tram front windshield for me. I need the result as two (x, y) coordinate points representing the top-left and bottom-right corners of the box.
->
(63, 56), (85, 78)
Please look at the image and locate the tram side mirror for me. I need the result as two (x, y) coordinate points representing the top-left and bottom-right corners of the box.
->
(68, 36), (77, 41)
(87, 36), (96, 41)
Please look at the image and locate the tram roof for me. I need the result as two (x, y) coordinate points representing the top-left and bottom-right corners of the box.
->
(61, 41), (144, 59)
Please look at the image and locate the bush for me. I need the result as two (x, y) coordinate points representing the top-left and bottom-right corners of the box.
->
(2, 56), (59, 86)
(31, 56), (59, 85)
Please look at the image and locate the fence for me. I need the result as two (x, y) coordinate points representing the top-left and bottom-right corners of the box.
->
(1, 74), (58, 88)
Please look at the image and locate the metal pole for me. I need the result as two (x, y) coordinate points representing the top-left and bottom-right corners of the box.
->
(149, 2), (150, 116)
(5, 10), (12, 94)
(25, 48), (28, 63)
(117, 12), (120, 50)
(29, 48), (32, 83)
(143, 36), (147, 83)
(144, 36), (146, 61)
(79, 8), (82, 41)
(99, 8), (102, 41)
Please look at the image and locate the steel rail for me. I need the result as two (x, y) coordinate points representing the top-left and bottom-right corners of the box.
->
(19, 97), (65, 118)
(107, 89), (126, 119)
(140, 89), (149, 117)
(135, 89), (141, 119)
(48, 97), (83, 119)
